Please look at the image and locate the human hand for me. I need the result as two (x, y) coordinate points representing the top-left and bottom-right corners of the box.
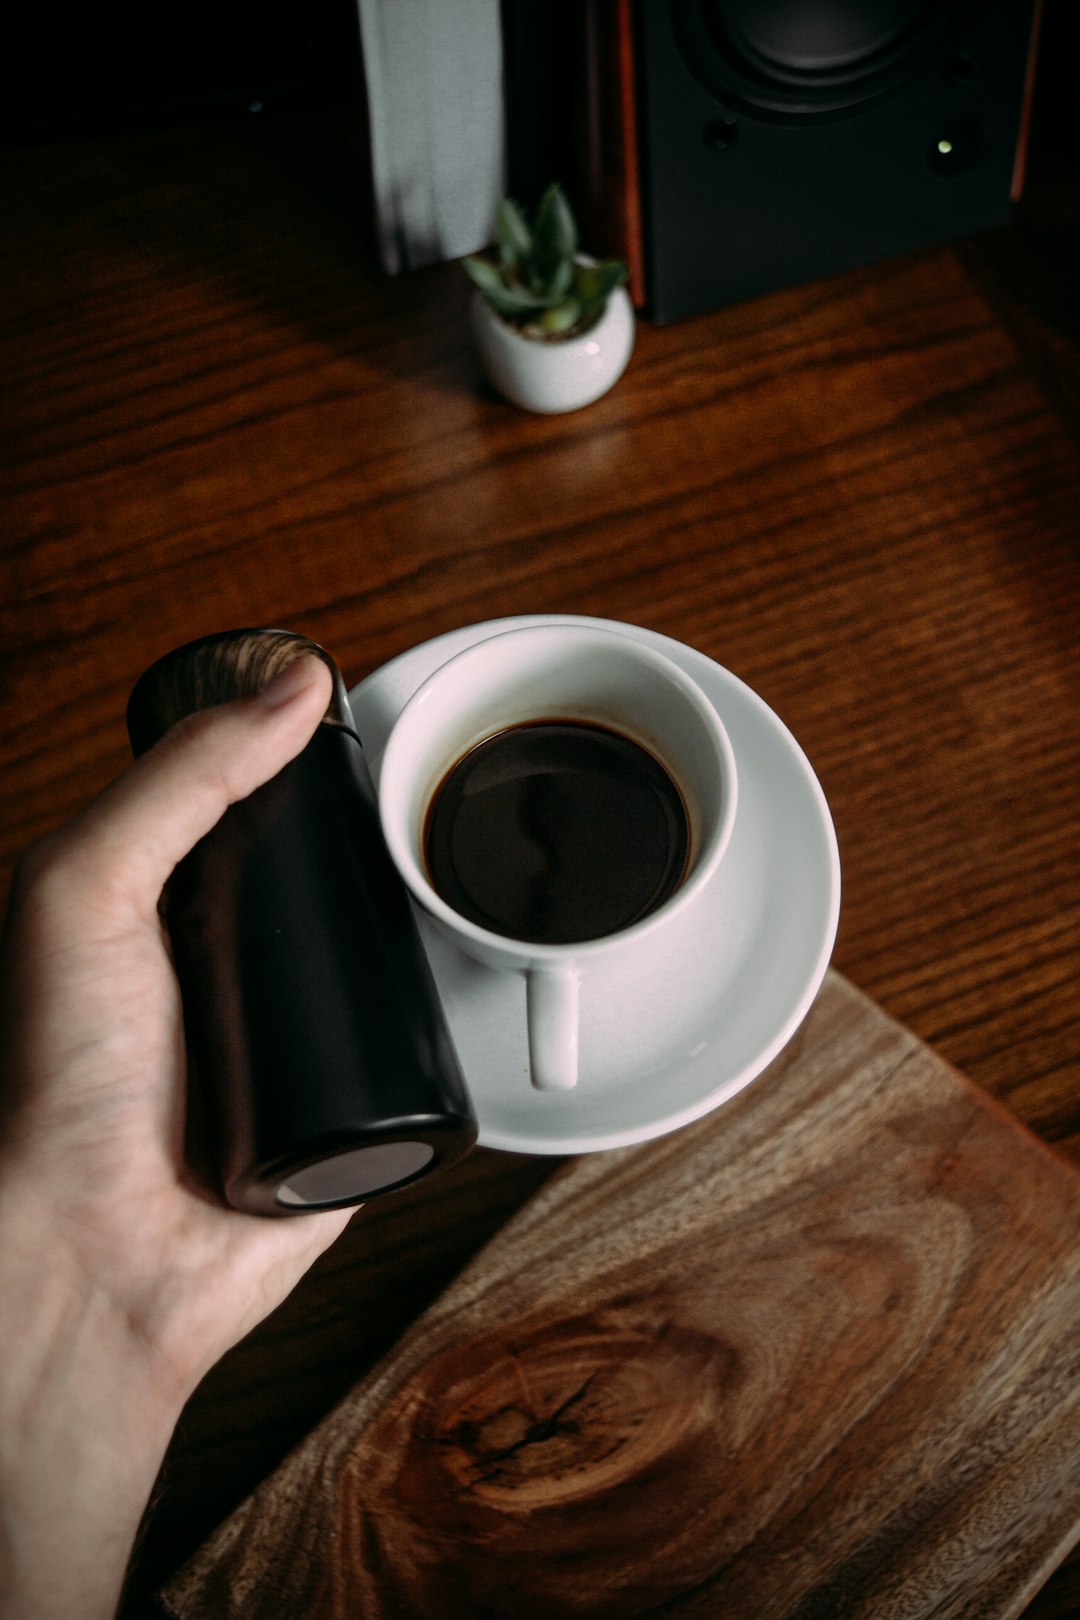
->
(0, 655), (353, 1618)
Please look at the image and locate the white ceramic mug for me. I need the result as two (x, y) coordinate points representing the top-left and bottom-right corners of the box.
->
(378, 625), (737, 1091)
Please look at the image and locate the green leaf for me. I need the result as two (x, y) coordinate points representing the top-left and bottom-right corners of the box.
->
(495, 197), (531, 268)
(462, 255), (508, 294)
(480, 286), (549, 323)
(573, 259), (628, 305)
(574, 259), (629, 324)
(545, 256), (575, 303)
(532, 182), (578, 285)
(464, 255), (549, 320)
(539, 298), (583, 334)
(541, 183), (578, 259)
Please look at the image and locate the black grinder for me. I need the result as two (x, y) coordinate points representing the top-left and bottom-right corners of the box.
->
(127, 629), (476, 1215)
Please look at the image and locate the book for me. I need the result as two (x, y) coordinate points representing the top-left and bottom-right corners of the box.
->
(356, 0), (506, 274)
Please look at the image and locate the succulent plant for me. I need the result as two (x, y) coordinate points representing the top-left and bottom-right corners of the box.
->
(464, 182), (629, 339)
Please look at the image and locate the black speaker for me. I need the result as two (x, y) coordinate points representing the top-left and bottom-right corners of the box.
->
(635, 0), (1041, 322)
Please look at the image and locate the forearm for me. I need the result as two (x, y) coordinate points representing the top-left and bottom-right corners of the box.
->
(0, 1186), (181, 1620)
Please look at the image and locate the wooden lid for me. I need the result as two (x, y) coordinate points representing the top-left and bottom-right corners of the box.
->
(126, 629), (355, 757)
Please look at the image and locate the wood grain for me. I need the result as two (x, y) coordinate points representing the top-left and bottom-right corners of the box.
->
(1, 10), (1078, 1612)
(161, 972), (1080, 1620)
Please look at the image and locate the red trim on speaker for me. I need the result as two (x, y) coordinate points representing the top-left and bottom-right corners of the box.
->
(581, 0), (647, 307)
(1012, 0), (1045, 201)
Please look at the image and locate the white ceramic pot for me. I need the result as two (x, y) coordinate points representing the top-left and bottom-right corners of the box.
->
(469, 283), (636, 414)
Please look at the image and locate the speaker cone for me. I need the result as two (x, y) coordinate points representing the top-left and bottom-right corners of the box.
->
(677, 0), (955, 118)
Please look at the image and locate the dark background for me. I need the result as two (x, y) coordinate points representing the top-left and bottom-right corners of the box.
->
(3, 0), (1077, 266)
(1, 0), (360, 144)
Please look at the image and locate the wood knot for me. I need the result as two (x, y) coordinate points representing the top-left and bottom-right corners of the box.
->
(334, 1310), (742, 1613)
(386, 1312), (732, 1510)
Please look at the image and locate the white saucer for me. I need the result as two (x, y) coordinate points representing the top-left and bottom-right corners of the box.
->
(349, 616), (840, 1156)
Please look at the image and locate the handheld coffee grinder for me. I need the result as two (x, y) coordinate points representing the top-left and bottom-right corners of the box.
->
(127, 628), (476, 1216)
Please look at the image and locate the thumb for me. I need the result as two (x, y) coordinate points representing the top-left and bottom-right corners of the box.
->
(47, 655), (335, 917)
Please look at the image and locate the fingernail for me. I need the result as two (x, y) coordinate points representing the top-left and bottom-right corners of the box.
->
(259, 655), (324, 708)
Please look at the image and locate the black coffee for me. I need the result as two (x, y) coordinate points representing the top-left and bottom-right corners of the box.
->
(424, 720), (690, 945)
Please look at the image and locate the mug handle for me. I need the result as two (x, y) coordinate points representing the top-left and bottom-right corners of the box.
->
(526, 966), (580, 1090)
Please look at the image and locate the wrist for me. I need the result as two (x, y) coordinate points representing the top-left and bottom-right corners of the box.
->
(0, 1180), (182, 1620)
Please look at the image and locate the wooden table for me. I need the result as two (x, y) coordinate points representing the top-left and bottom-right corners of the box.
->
(2, 27), (1077, 1617)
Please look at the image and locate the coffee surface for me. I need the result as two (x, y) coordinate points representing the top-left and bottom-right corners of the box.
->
(424, 721), (689, 944)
